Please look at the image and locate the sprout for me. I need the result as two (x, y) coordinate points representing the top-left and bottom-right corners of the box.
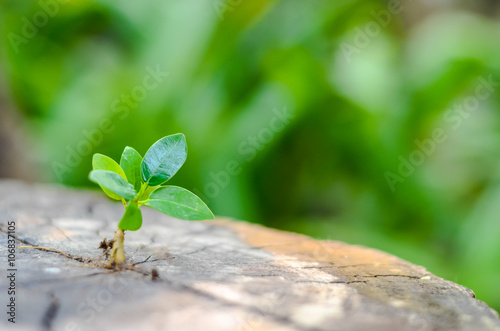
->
(89, 133), (214, 267)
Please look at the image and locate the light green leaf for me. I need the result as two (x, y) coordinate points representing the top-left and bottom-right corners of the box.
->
(146, 186), (214, 220)
(118, 201), (142, 231)
(120, 147), (143, 192)
(140, 185), (159, 201)
(92, 154), (127, 200)
(89, 170), (137, 200)
(141, 133), (187, 186)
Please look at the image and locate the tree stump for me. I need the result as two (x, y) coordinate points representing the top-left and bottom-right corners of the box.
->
(0, 180), (498, 331)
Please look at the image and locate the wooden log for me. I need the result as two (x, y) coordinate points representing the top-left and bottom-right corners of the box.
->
(0, 180), (498, 331)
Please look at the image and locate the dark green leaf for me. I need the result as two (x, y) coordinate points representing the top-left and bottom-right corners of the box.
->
(92, 154), (127, 200)
(118, 201), (143, 231)
(89, 170), (137, 200)
(146, 186), (214, 220)
(120, 147), (143, 192)
(141, 133), (187, 186)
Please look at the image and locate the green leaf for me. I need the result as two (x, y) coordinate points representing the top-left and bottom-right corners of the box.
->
(146, 186), (214, 220)
(141, 133), (187, 186)
(120, 147), (143, 192)
(93, 153), (127, 178)
(118, 201), (143, 231)
(89, 170), (137, 200)
(140, 185), (159, 201)
(92, 154), (127, 200)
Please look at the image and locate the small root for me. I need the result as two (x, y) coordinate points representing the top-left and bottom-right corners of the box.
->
(19, 245), (88, 262)
(19, 234), (158, 278)
(98, 238), (114, 259)
(151, 268), (159, 280)
(98, 238), (109, 251)
(133, 255), (152, 266)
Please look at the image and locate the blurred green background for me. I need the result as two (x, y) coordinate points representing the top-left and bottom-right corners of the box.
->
(1, 0), (500, 311)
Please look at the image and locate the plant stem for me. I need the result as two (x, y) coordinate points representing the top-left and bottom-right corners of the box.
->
(135, 183), (148, 202)
(109, 228), (126, 267)
(137, 199), (148, 207)
(111, 184), (147, 267)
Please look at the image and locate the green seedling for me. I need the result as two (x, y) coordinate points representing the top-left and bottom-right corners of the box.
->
(89, 133), (214, 267)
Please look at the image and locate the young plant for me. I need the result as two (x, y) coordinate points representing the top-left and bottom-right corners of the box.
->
(89, 133), (214, 267)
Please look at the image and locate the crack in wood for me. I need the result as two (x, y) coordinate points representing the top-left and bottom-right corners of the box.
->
(183, 244), (219, 256)
(294, 280), (368, 285)
(41, 293), (59, 331)
(362, 274), (422, 279)
(1, 225), (169, 269)
(146, 275), (317, 331)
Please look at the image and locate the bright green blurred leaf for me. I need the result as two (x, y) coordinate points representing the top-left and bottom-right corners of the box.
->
(118, 201), (142, 231)
(141, 134), (187, 186)
(146, 186), (214, 220)
(93, 153), (127, 200)
(93, 153), (127, 177)
(89, 170), (136, 200)
(120, 147), (143, 192)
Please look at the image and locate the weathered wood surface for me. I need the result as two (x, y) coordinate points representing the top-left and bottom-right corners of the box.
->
(0, 180), (499, 331)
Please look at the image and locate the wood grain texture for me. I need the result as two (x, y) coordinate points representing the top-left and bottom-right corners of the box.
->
(0, 180), (498, 331)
